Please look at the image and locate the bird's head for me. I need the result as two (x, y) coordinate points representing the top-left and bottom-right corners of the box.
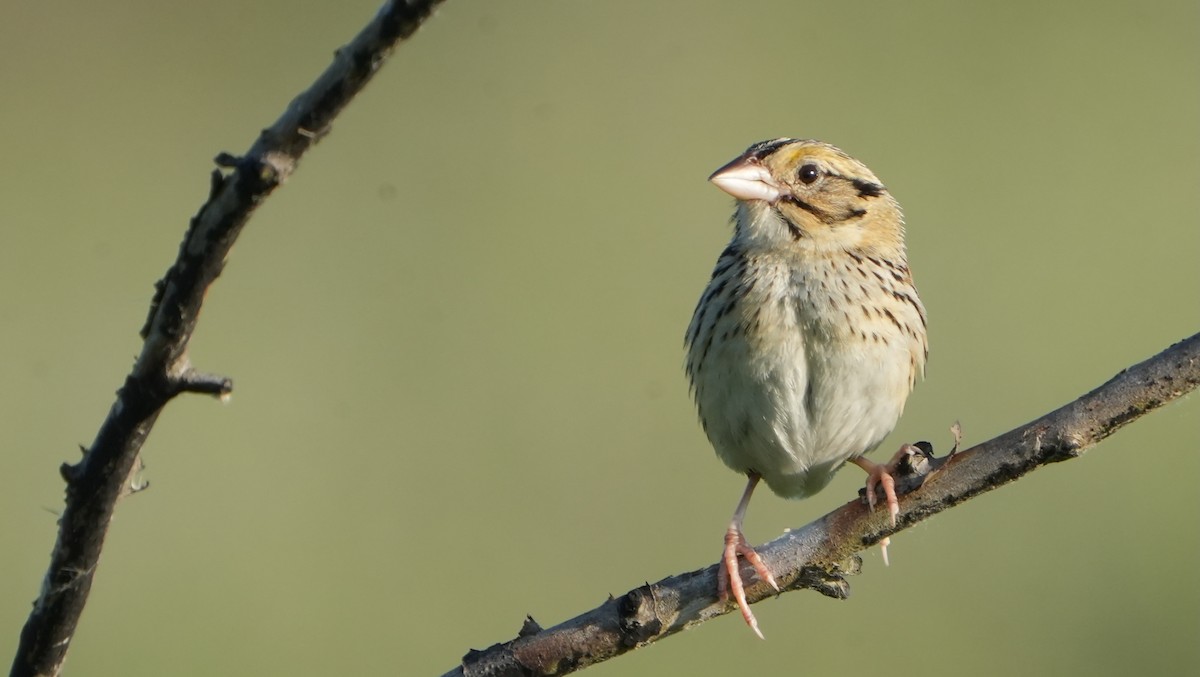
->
(710, 138), (904, 253)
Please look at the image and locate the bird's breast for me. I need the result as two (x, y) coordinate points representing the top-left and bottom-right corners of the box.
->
(687, 251), (925, 499)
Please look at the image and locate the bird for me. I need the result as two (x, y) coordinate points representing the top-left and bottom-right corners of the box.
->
(684, 138), (927, 638)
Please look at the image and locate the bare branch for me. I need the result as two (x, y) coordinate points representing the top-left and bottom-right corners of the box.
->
(446, 332), (1200, 677)
(9, 3), (445, 676)
(175, 370), (234, 398)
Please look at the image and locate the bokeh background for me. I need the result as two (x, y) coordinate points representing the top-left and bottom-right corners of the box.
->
(2, 2), (1197, 675)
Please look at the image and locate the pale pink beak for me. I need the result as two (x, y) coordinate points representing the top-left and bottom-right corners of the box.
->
(709, 158), (783, 203)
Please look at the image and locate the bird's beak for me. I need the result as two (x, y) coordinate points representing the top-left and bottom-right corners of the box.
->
(709, 157), (782, 203)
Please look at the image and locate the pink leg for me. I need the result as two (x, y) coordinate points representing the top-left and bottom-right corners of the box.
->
(851, 445), (919, 565)
(718, 473), (778, 639)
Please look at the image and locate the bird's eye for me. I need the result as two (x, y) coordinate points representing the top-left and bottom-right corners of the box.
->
(798, 164), (820, 184)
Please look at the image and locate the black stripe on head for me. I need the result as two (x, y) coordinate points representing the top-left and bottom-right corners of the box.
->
(780, 195), (826, 219)
(852, 179), (885, 198)
(744, 138), (797, 161)
(781, 194), (869, 225)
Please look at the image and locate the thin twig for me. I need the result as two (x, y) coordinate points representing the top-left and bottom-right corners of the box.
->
(446, 332), (1200, 677)
(9, 3), (445, 676)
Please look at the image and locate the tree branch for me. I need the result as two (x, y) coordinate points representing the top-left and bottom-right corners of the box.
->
(9, 3), (445, 676)
(445, 332), (1200, 677)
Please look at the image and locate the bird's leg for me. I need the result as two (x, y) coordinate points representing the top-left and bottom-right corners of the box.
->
(851, 444), (920, 565)
(719, 472), (778, 639)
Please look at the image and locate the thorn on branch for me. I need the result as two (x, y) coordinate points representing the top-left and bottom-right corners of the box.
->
(59, 462), (80, 484)
(60, 445), (90, 483)
(176, 370), (234, 398)
(214, 152), (240, 169)
(518, 616), (542, 638)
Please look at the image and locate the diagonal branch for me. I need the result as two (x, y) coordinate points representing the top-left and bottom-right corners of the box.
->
(9, 3), (445, 676)
(446, 332), (1200, 677)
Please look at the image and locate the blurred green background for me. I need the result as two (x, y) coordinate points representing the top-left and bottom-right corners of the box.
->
(2, 1), (1197, 675)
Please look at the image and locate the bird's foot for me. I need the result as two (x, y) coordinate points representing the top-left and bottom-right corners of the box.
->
(852, 447), (914, 525)
(719, 526), (778, 639)
(851, 445), (924, 565)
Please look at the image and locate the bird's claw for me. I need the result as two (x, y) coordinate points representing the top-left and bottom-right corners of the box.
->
(852, 444), (925, 565)
(719, 527), (778, 639)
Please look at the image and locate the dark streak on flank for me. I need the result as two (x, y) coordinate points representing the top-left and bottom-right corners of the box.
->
(696, 331), (715, 371)
(882, 307), (904, 333)
(711, 258), (736, 280)
(891, 289), (928, 329)
(692, 262), (736, 340)
(711, 244), (743, 279)
(873, 257), (909, 277)
(685, 302), (706, 347)
(706, 277), (729, 305)
(803, 378), (816, 420)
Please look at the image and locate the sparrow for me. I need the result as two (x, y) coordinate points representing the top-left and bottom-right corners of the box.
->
(685, 138), (927, 637)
